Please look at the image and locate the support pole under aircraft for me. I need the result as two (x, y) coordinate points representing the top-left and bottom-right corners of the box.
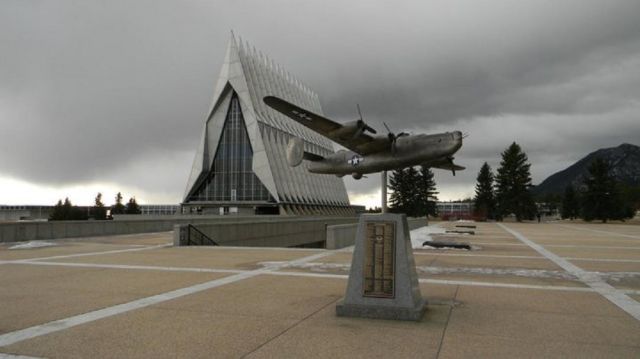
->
(381, 170), (388, 213)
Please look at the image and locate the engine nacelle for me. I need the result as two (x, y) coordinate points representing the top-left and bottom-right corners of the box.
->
(330, 120), (376, 139)
(331, 120), (360, 138)
(286, 137), (304, 167)
(352, 172), (363, 180)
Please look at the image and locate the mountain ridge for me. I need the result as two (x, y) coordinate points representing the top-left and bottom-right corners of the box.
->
(533, 143), (640, 195)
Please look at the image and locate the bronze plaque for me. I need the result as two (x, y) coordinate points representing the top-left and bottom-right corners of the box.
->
(363, 221), (395, 298)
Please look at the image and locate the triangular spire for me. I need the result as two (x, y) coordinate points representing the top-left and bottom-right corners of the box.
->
(184, 32), (350, 208)
(186, 95), (273, 203)
(229, 30), (239, 53)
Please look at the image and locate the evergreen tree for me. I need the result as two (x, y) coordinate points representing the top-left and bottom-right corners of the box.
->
(92, 192), (107, 220)
(473, 162), (496, 220)
(111, 192), (125, 215)
(49, 199), (64, 221)
(49, 198), (88, 221)
(495, 142), (536, 221)
(389, 168), (408, 213)
(620, 184), (640, 212)
(389, 167), (420, 216)
(416, 166), (438, 217)
(62, 197), (73, 220)
(125, 197), (142, 214)
(72, 205), (89, 220)
(561, 185), (580, 220)
(581, 158), (634, 222)
(390, 166), (438, 217)
(404, 166), (420, 216)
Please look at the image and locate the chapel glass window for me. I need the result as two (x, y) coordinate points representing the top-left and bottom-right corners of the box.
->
(187, 95), (273, 202)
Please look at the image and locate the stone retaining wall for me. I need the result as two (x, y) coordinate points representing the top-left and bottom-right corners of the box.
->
(0, 216), (331, 243)
(174, 217), (357, 247)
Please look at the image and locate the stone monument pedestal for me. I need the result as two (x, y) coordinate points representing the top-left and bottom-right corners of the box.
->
(336, 213), (427, 321)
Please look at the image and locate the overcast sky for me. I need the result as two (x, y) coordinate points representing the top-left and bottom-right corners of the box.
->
(1, 0), (639, 208)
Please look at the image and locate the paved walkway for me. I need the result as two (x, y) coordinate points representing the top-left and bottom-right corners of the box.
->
(0, 223), (639, 358)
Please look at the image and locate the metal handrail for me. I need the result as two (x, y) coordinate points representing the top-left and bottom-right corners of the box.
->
(187, 224), (218, 246)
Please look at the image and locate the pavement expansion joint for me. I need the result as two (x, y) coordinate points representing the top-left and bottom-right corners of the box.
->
(1, 222), (639, 357)
(0, 353), (45, 359)
(556, 224), (640, 240)
(0, 250), (335, 347)
(498, 223), (640, 321)
(240, 297), (341, 358)
(435, 285), (460, 359)
(6, 244), (170, 264)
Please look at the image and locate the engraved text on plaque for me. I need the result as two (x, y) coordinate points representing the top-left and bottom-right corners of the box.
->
(363, 221), (395, 298)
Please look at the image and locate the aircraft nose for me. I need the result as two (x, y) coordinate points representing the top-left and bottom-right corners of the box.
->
(451, 131), (463, 151)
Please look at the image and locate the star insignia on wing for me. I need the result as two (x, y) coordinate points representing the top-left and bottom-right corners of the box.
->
(291, 110), (312, 121)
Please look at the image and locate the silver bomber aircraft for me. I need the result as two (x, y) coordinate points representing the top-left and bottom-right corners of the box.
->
(263, 96), (464, 180)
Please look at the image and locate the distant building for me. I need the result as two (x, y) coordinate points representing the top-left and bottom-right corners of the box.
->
(139, 205), (180, 216)
(436, 201), (474, 220)
(0, 205), (49, 221)
(0, 205), (91, 221)
(1, 204), (183, 222)
(351, 205), (367, 214)
(182, 34), (352, 216)
(535, 202), (560, 219)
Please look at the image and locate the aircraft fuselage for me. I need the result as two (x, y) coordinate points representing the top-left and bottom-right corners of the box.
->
(308, 131), (463, 177)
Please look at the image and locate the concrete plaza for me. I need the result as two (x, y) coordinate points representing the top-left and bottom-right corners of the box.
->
(0, 221), (639, 358)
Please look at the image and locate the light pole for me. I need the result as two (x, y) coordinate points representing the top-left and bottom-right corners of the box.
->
(381, 170), (388, 213)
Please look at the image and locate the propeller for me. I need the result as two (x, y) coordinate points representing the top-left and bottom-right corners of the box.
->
(352, 104), (377, 139)
(450, 133), (468, 175)
(383, 122), (408, 155)
(448, 156), (456, 176)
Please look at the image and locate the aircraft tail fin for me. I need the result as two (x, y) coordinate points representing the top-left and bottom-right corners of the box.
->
(286, 137), (324, 167)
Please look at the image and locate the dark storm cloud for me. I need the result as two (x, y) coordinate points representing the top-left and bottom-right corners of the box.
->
(1, 0), (639, 202)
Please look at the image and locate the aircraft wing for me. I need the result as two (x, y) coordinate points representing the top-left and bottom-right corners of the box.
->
(431, 163), (465, 172)
(423, 157), (466, 175)
(264, 96), (389, 155)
